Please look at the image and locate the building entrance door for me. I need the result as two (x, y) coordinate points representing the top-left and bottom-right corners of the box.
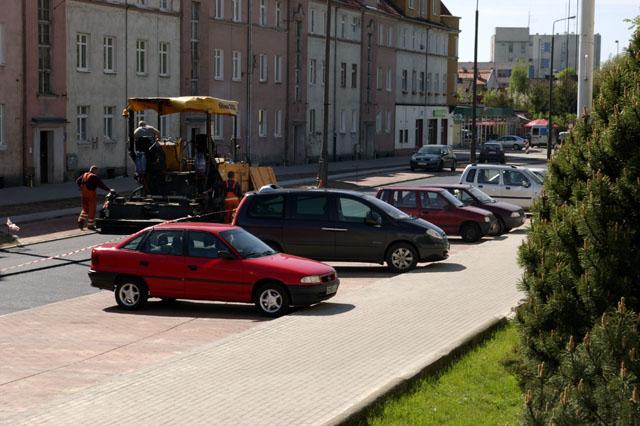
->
(441, 119), (448, 145)
(415, 119), (424, 147)
(39, 131), (52, 184)
(428, 119), (438, 145)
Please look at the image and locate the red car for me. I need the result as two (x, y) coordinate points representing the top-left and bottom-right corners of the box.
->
(376, 186), (497, 242)
(89, 223), (339, 317)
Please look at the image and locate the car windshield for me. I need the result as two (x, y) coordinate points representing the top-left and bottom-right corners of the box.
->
(439, 190), (464, 207)
(527, 170), (545, 185)
(363, 194), (411, 220)
(417, 146), (444, 155)
(467, 186), (495, 203)
(219, 228), (276, 258)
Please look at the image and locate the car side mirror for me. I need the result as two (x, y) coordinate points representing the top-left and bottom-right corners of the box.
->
(218, 250), (236, 260)
(365, 211), (382, 226)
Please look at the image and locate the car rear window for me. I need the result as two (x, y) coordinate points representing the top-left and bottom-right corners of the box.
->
(247, 194), (284, 219)
(290, 194), (330, 219)
(121, 232), (147, 251)
(465, 168), (476, 183)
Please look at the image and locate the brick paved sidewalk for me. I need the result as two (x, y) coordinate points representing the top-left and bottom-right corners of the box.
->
(4, 231), (527, 426)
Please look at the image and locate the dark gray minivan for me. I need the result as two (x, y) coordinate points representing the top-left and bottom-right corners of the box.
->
(233, 189), (449, 273)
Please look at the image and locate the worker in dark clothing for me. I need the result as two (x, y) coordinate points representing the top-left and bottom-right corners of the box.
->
(76, 165), (113, 230)
(223, 171), (243, 223)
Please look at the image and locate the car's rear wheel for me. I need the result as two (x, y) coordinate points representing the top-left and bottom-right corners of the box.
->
(460, 223), (482, 243)
(386, 243), (418, 273)
(255, 282), (290, 317)
(115, 279), (148, 310)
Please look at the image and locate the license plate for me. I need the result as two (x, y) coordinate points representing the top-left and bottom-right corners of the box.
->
(326, 283), (338, 294)
(418, 162), (427, 166)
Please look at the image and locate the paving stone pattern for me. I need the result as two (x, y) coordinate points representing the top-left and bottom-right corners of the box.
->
(5, 233), (527, 426)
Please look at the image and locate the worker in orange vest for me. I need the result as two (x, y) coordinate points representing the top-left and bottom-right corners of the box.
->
(76, 165), (113, 230)
(223, 171), (242, 223)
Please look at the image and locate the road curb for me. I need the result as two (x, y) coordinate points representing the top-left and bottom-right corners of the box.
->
(334, 314), (512, 425)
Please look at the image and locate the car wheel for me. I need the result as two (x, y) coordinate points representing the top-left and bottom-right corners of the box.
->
(450, 160), (456, 172)
(255, 282), (290, 317)
(495, 217), (507, 235)
(115, 279), (148, 310)
(437, 161), (444, 172)
(460, 223), (482, 243)
(386, 243), (418, 273)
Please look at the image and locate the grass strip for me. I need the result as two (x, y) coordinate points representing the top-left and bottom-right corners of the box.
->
(361, 323), (521, 426)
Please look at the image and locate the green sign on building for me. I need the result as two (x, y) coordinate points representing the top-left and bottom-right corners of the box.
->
(432, 110), (447, 118)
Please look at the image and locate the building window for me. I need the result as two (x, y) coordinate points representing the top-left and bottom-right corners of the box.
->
(411, 70), (417, 93)
(427, 72), (432, 93)
(76, 33), (89, 71)
(214, 0), (224, 19)
(309, 109), (316, 134)
(340, 62), (346, 88)
(275, 2), (282, 28)
(375, 112), (382, 134)
(309, 8), (316, 34)
(351, 16), (360, 33)
(0, 104), (4, 148)
(160, 115), (168, 137)
(340, 110), (346, 133)
(351, 64), (357, 88)
(351, 109), (357, 133)
(259, 0), (267, 26)
(386, 67), (392, 91)
(232, 51), (241, 81)
(309, 59), (316, 85)
(386, 111), (391, 133)
(191, 1), (200, 94)
(160, 0), (171, 11)
(387, 27), (393, 47)
(232, 0), (241, 21)
(419, 71), (425, 92)
(77, 106), (89, 142)
(37, 0), (52, 94)
(103, 106), (114, 140)
(136, 39), (147, 74)
(274, 110), (282, 137)
(274, 55), (283, 83)
(320, 60), (325, 85)
(432, 0), (438, 15)
(376, 67), (382, 90)
(213, 49), (224, 80)
(378, 23), (384, 47)
(103, 36), (115, 73)
(408, 0), (415, 9)
(420, 0), (425, 15)
(401, 69), (408, 92)
(159, 42), (170, 76)
(213, 114), (223, 139)
(258, 109), (267, 137)
(340, 14), (346, 38)
(259, 54), (268, 82)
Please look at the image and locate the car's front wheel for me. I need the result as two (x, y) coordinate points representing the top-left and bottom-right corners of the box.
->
(460, 222), (482, 243)
(115, 279), (148, 310)
(386, 243), (418, 273)
(255, 282), (290, 317)
(495, 217), (507, 235)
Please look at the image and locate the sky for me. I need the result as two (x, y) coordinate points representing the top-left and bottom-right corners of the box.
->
(444, 0), (639, 64)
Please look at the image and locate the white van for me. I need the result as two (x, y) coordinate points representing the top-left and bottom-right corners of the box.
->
(459, 164), (544, 209)
(529, 125), (555, 147)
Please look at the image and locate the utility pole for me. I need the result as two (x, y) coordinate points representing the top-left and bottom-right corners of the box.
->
(470, 0), (478, 163)
(577, 0), (594, 118)
(318, 0), (332, 187)
(246, 0), (253, 163)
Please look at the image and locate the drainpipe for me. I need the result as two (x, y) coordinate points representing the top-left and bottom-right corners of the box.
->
(21, 0), (28, 185)
(284, 0), (290, 165)
(124, 3), (129, 176)
(332, 5), (339, 162)
(245, 0), (253, 163)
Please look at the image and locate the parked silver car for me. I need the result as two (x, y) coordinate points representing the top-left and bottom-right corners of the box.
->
(491, 135), (526, 150)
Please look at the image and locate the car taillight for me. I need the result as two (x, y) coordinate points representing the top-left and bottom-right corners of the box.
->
(91, 250), (99, 267)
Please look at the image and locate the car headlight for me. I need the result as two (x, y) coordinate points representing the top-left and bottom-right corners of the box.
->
(484, 216), (491, 223)
(426, 229), (444, 240)
(300, 275), (322, 284)
(510, 211), (521, 218)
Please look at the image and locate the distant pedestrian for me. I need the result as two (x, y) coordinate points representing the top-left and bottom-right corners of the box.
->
(223, 171), (243, 223)
(76, 165), (113, 230)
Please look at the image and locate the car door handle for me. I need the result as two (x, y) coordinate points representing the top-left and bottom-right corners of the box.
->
(478, 184), (483, 188)
(321, 227), (348, 232)
(505, 186), (511, 190)
(139, 260), (149, 267)
(188, 265), (198, 271)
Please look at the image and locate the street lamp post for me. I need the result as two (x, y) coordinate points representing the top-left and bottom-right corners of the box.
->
(471, 0), (479, 163)
(318, 0), (333, 187)
(547, 15), (576, 160)
(615, 40), (619, 56)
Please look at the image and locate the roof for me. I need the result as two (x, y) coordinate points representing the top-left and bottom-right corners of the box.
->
(152, 222), (238, 232)
(381, 186), (447, 192)
(124, 96), (239, 116)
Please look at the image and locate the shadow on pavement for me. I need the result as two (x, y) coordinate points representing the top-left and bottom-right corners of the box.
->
(291, 302), (356, 316)
(103, 300), (267, 321)
(422, 262), (466, 272)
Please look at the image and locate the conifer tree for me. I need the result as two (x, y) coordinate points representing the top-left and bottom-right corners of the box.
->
(515, 18), (640, 423)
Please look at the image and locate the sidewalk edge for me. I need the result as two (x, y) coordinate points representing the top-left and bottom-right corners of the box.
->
(333, 313), (511, 426)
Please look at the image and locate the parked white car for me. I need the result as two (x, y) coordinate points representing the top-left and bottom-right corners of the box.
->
(459, 164), (544, 209)
(490, 135), (527, 150)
